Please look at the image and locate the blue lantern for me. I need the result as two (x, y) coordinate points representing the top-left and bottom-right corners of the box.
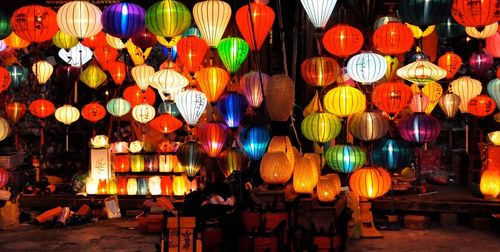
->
(372, 138), (413, 170)
(162, 46), (178, 61)
(325, 144), (366, 173)
(217, 91), (248, 129)
(240, 125), (270, 160)
(137, 177), (148, 195)
(7, 64), (28, 89)
(158, 100), (180, 117)
(183, 27), (201, 38)
(101, 2), (146, 39)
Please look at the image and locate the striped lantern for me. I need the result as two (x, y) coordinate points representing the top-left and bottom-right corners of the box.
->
(193, 0), (232, 47)
(265, 74), (295, 121)
(176, 141), (207, 180)
(240, 71), (269, 108)
(131, 64), (155, 91)
(487, 79), (500, 110)
(236, 3), (275, 51)
(373, 22), (414, 55)
(175, 89), (208, 127)
(55, 104), (80, 125)
(372, 81), (413, 117)
(145, 0), (191, 40)
(469, 52), (493, 76)
(372, 138), (413, 170)
(53, 31), (78, 51)
(451, 0), (500, 28)
(322, 24), (364, 58)
(324, 85), (366, 118)
(30, 99), (55, 119)
(108, 61), (127, 86)
(32, 60), (53, 85)
(106, 98), (131, 117)
(82, 102), (106, 123)
(346, 52), (387, 84)
(396, 59), (447, 86)
(409, 93), (430, 113)
(7, 64), (28, 89)
(0, 10), (11, 40)
(5, 102), (27, 124)
(80, 64), (106, 89)
(436, 16), (465, 38)
(301, 112), (341, 144)
(398, 0), (451, 29)
(486, 32), (500, 58)
(439, 91), (461, 118)
(397, 113), (441, 144)
(56, 1), (102, 39)
(326, 144), (366, 173)
(260, 151), (293, 185)
(132, 103), (156, 123)
(197, 66), (230, 104)
(197, 122), (228, 158)
(239, 125), (270, 160)
(176, 36), (208, 74)
(293, 156), (319, 194)
(217, 37), (249, 74)
(438, 51), (462, 80)
(4, 32), (29, 49)
(101, 2), (145, 39)
(149, 68), (189, 96)
(0, 117), (10, 142)
(348, 111), (389, 141)
(11, 5), (58, 43)
(349, 166), (391, 199)
(300, 0), (337, 29)
(301, 56), (340, 87)
(465, 22), (498, 39)
(216, 92), (248, 129)
(467, 95), (496, 118)
(217, 148), (249, 178)
(268, 136), (295, 169)
(450, 76), (482, 113)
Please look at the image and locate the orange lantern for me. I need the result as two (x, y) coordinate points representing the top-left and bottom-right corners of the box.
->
(467, 95), (496, 117)
(349, 166), (391, 199)
(260, 152), (293, 186)
(322, 24), (364, 58)
(451, 0), (500, 28)
(480, 170), (500, 198)
(108, 61), (127, 86)
(197, 66), (230, 104)
(4, 32), (30, 49)
(293, 157), (318, 194)
(301, 56), (340, 87)
(373, 22), (414, 55)
(317, 174), (341, 202)
(197, 122), (228, 158)
(161, 176), (173, 195)
(98, 179), (108, 194)
(113, 154), (130, 172)
(94, 44), (118, 71)
(123, 85), (156, 107)
(29, 99), (55, 118)
(81, 102), (106, 123)
(0, 66), (11, 92)
(82, 31), (106, 49)
(176, 36), (208, 75)
(438, 51), (462, 80)
(372, 81), (413, 117)
(117, 177), (128, 195)
(5, 102), (26, 124)
(11, 5), (58, 43)
(148, 114), (183, 135)
(236, 3), (275, 51)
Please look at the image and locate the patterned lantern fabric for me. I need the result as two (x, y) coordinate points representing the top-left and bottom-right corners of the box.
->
(175, 89), (208, 127)
(346, 52), (387, 84)
(260, 151), (293, 185)
(397, 113), (441, 144)
(451, 0), (500, 28)
(438, 51), (462, 80)
(301, 56), (340, 87)
(81, 102), (106, 123)
(396, 59), (446, 86)
(372, 81), (413, 117)
(265, 74), (295, 121)
(467, 95), (496, 118)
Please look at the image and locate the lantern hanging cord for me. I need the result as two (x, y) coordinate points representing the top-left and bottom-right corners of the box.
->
(290, 112), (303, 155)
(276, 0), (289, 76)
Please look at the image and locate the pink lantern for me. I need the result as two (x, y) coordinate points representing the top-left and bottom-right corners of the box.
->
(409, 93), (430, 113)
(469, 52), (493, 76)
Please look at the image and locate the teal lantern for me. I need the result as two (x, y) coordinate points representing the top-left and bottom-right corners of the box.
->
(326, 144), (366, 173)
(106, 98), (131, 117)
(158, 100), (180, 117)
(436, 16), (465, 39)
(372, 138), (413, 170)
(145, 0), (191, 40)
(137, 177), (148, 195)
(7, 64), (28, 89)
(217, 37), (249, 74)
(0, 10), (10, 40)
(183, 27), (201, 38)
(487, 79), (500, 110)
(398, 0), (451, 29)
(240, 125), (270, 161)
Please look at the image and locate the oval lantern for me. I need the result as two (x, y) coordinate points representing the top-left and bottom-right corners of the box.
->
(5, 102), (26, 124)
(301, 112), (342, 144)
(55, 104), (80, 125)
(409, 93), (431, 113)
(158, 100), (180, 117)
(177, 141), (207, 180)
(240, 71), (269, 108)
(372, 138), (413, 170)
(293, 156), (318, 194)
(397, 113), (441, 144)
(193, 0), (232, 47)
(176, 36), (208, 74)
(101, 2), (145, 39)
(324, 85), (366, 118)
(53, 30), (78, 51)
(436, 16), (465, 38)
(176, 89), (208, 127)
(398, 0), (451, 29)
(132, 103), (156, 124)
(217, 37), (249, 74)
(149, 68), (189, 97)
(29, 99), (55, 118)
(397, 59), (447, 86)
(469, 52), (493, 76)
(108, 61), (127, 86)
(4, 32), (30, 49)
(131, 64), (155, 91)
(487, 79), (500, 110)
(451, 0), (500, 28)
(82, 102), (106, 123)
(0, 117), (10, 142)
(326, 144), (366, 173)
(32, 60), (53, 85)
(197, 122), (228, 158)
(317, 174), (341, 202)
(301, 56), (340, 87)
(480, 170), (500, 198)
(145, 0), (191, 40)
(322, 24), (363, 58)
(438, 51), (462, 80)
(216, 92), (248, 129)
(123, 85), (156, 107)
(349, 166), (391, 199)
(465, 22), (498, 39)
(260, 151), (293, 185)
(7, 64), (28, 89)
(59, 43), (93, 66)
(148, 114), (183, 134)
(450, 76), (482, 113)
(0, 66), (11, 92)
(93, 44), (118, 71)
(106, 98), (131, 117)
(348, 111), (389, 141)
(265, 74), (295, 121)
(268, 136), (295, 168)
(486, 32), (500, 58)
(57, 1), (102, 39)
(236, 3), (275, 51)
(217, 148), (249, 178)
(467, 95), (496, 118)
(197, 66), (230, 104)
(80, 64), (106, 89)
(300, 0), (337, 29)
(0, 10), (11, 40)
(372, 81), (413, 117)
(11, 5), (58, 43)
(439, 91), (461, 118)
(240, 125), (270, 160)
(346, 52), (387, 84)
(373, 22), (414, 55)
(131, 29), (158, 50)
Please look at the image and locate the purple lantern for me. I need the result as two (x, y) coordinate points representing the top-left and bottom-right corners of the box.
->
(397, 113), (441, 144)
(469, 52), (493, 76)
(101, 2), (145, 39)
(216, 91), (249, 129)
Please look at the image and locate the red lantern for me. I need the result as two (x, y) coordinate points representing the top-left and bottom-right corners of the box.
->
(322, 24), (364, 58)
(197, 123), (228, 158)
(123, 85), (156, 107)
(372, 81), (413, 117)
(108, 61), (127, 86)
(94, 44), (118, 71)
(451, 0), (500, 28)
(29, 99), (55, 118)
(236, 3), (275, 51)
(131, 29), (158, 50)
(11, 5), (58, 43)
(373, 22), (414, 55)
(0, 168), (9, 188)
(486, 32), (500, 58)
(301, 56), (340, 87)
(438, 51), (462, 80)
(117, 177), (128, 195)
(468, 95), (496, 117)
(176, 36), (208, 74)
(81, 102), (106, 123)
(114, 154), (130, 173)
(82, 31), (106, 50)
(161, 176), (173, 195)
(149, 114), (183, 135)
(497, 67), (500, 79)
(5, 102), (26, 124)
(0, 66), (12, 92)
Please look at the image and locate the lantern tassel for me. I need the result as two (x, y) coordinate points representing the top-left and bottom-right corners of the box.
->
(66, 126), (69, 152)
(40, 122), (45, 154)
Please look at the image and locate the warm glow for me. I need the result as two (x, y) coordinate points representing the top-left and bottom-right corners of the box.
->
(480, 170), (500, 198)
(32, 60), (54, 85)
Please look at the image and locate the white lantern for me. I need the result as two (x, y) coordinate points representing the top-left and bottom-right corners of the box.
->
(32, 60), (54, 85)
(58, 43), (92, 66)
(450, 76), (482, 113)
(131, 64), (155, 91)
(132, 103), (156, 124)
(465, 22), (498, 39)
(105, 33), (127, 49)
(57, 1), (102, 39)
(240, 71), (269, 108)
(55, 105), (80, 125)
(300, 0), (338, 29)
(148, 176), (162, 195)
(129, 140), (144, 153)
(175, 89), (208, 127)
(193, 0), (232, 47)
(396, 59), (447, 86)
(0, 117), (10, 142)
(90, 135), (109, 148)
(346, 52), (387, 84)
(150, 68), (189, 97)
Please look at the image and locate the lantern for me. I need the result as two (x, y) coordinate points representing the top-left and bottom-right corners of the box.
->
(105, 34), (127, 50)
(176, 36), (208, 74)
(177, 141), (207, 180)
(4, 32), (30, 49)
(145, 0), (191, 40)
(31, 60), (53, 85)
(240, 125), (270, 160)
(372, 138), (413, 170)
(405, 24), (435, 39)
(450, 76), (482, 113)
(130, 154), (144, 172)
(0, 168), (10, 188)
(172, 175), (187, 196)
(0, 10), (11, 40)
(81, 102), (106, 123)
(265, 74), (295, 121)
(107, 61), (127, 86)
(293, 157), (318, 194)
(80, 64), (106, 89)
(197, 123), (227, 158)
(158, 101), (180, 117)
(372, 82), (413, 117)
(436, 16), (465, 38)
(93, 45), (118, 70)
(147, 176), (161, 195)
(349, 166), (391, 199)
(101, 3), (145, 39)
(480, 170), (500, 198)
(106, 98), (131, 117)
(82, 31), (105, 49)
(218, 37), (249, 74)
(488, 79), (500, 110)
(301, 56), (340, 87)
(409, 93), (431, 113)
(236, 3), (275, 51)
(326, 144), (366, 173)
(317, 174), (341, 202)
(0, 117), (10, 142)
(160, 176), (173, 195)
(130, 64), (154, 92)
(138, 179), (149, 195)
(465, 22), (498, 39)
(323, 24), (363, 58)
(217, 148), (249, 178)
(53, 31), (78, 51)
(469, 52), (493, 76)
(300, 0), (337, 29)
(29, 99), (55, 118)
(268, 136), (295, 168)
(397, 59), (447, 86)
(467, 95), (496, 117)
(97, 179), (108, 194)
(131, 29), (157, 50)
(175, 89), (208, 127)
(260, 151), (293, 186)
(132, 103), (156, 124)
(438, 51), (462, 80)
(57, 1), (102, 39)
(107, 178), (117, 194)
(486, 32), (500, 58)
(7, 64), (28, 89)
(439, 91), (461, 118)
(123, 85), (156, 108)
(346, 52), (387, 84)
(5, 102), (26, 124)
(217, 92), (248, 129)
(398, 0), (451, 29)
(193, 0), (231, 47)
(324, 85), (366, 118)
(0, 66), (11, 92)
(451, 0), (500, 28)
(373, 22), (414, 55)
(348, 112), (389, 141)
(114, 154), (130, 173)
(157, 35), (181, 48)
(59, 43), (92, 66)
(159, 153), (180, 172)
(197, 66), (229, 104)
(90, 135), (108, 148)
(116, 177), (128, 195)
(150, 68), (189, 97)
(240, 71), (268, 108)
(127, 178), (138, 195)
(55, 105), (80, 125)
(11, 5), (58, 43)
(86, 176), (98, 195)
(397, 113), (441, 144)
(301, 112), (341, 144)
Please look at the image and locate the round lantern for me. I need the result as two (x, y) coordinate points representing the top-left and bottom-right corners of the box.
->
(301, 56), (340, 87)
(11, 5), (58, 43)
(82, 31), (106, 49)
(326, 144), (366, 173)
(469, 52), (493, 76)
(131, 64), (155, 91)
(150, 68), (189, 97)
(439, 91), (461, 118)
(467, 95), (496, 117)
(486, 32), (500, 58)
(101, 2), (145, 39)
(372, 82), (413, 117)
(29, 99), (55, 118)
(324, 85), (366, 118)
(131, 29), (158, 50)
(106, 98), (131, 117)
(216, 92), (248, 129)
(177, 141), (207, 180)
(348, 111), (389, 141)
(265, 74), (295, 121)
(436, 16), (465, 38)
(0, 168), (9, 187)
(176, 36), (208, 74)
(7, 64), (28, 89)
(132, 103), (156, 123)
(240, 71), (269, 108)
(451, 0), (500, 28)
(372, 138), (413, 170)
(236, 3), (275, 51)
(53, 30), (78, 51)
(108, 61), (127, 86)
(346, 52), (387, 84)
(317, 174), (341, 202)
(373, 22), (414, 55)
(5, 102), (26, 124)
(149, 114), (183, 134)
(268, 136), (295, 169)
(396, 59), (447, 86)
(123, 85), (156, 107)
(293, 157), (318, 194)
(487, 79), (500, 110)
(0, 117), (10, 142)
(260, 151), (293, 185)
(193, 0), (232, 47)
(0, 66), (11, 92)
(59, 43), (93, 67)
(405, 24), (435, 39)
(93, 44), (118, 70)
(218, 37), (249, 74)
(240, 125), (270, 160)
(349, 166), (391, 199)
(4, 32), (30, 49)
(480, 170), (500, 198)
(0, 10), (11, 40)
(301, 112), (341, 144)
(55, 105), (80, 125)
(465, 22), (498, 39)
(57, 1), (102, 39)
(32, 60), (53, 85)
(80, 64), (106, 89)
(438, 51), (462, 80)
(158, 101), (180, 117)
(397, 113), (441, 144)
(218, 148), (249, 178)
(409, 93), (431, 113)
(197, 66), (230, 104)
(300, 0), (337, 29)
(450, 76), (482, 113)
(82, 102), (106, 123)
(398, 0), (451, 29)
(197, 122), (227, 158)
(322, 24), (363, 58)
(145, 0), (191, 40)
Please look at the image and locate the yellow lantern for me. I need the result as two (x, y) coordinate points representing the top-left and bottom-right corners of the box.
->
(173, 175), (187, 196)
(131, 154), (144, 172)
(317, 174), (341, 202)
(126, 42), (152, 66)
(197, 66), (230, 104)
(86, 176), (98, 195)
(53, 30), (78, 50)
(108, 177), (118, 195)
(159, 154), (180, 172)
(450, 76), (482, 113)
(4, 32), (30, 49)
(105, 33), (128, 49)
(349, 166), (391, 199)
(260, 151), (293, 186)
(405, 23), (435, 39)
(421, 82), (443, 114)
(32, 60), (54, 85)
(0, 117), (11, 142)
(480, 170), (500, 198)
(56, 1), (102, 39)
(193, 0), (232, 47)
(148, 176), (162, 195)
(293, 157), (318, 194)
(157, 35), (181, 48)
(132, 103), (156, 124)
(324, 85), (366, 118)
(268, 136), (295, 169)
(131, 64), (155, 91)
(465, 22), (498, 39)
(90, 135), (109, 148)
(55, 104), (80, 125)
(127, 178), (138, 195)
(488, 131), (500, 146)
(80, 64), (107, 89)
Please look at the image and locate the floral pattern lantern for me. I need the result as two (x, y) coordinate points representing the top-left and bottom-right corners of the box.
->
(326, 144), (366, 173)
(373, 22), (414, 55)
(197, 66), (230, 104)
(193, 0), (232, 47)
(300, 0), (337, 29)
(197, 123), (227, 158)
(467, 95), (496, 118)
(217, 148), (249, 178)
(324, 85), (366, 118)
(145, 0), (191, 40)
(11, 5), (58, 42)
(217, 37), (249, 74)
(176, 36), (208, 74)
(438, 51), (462, 80)
(240, 71), (269, 108)
(149, 114), (183, 135)
(101, 3), (145, 39)
(260, 151), (293, 186)
(348, 111), (389, 141)
(177, 141), (207, 180)
(217, 92), (248, 129)
(451, 0), (500, 28)
(106, 98), (131, 117)
(301, 112), (341, 144)
(397, 113), (441, 144)
(57, 1), (102, 39)
(450, 76), (482, 113)
(372, 138), (413, 170)
(240, 125), (270, 161)
(236, 2), (275, 51)
(349, 166), (391, 199)
(301, 56), (340, 87)
(372, 82), (413, 117)
(346, 52), (387, 85)
(323, 24), (364, 58)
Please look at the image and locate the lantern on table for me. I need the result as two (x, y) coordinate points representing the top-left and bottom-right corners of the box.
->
(480, 170), (500, 199)
(172, 175), (187, 196)
(293, 156), (318, 194)
(260, 151), (293, 188)
(159, 153), (180, 173)
(127, 178), (138, 195)
(137, 178), (148, 195)
(317, 174), (341, 202)
(268, 136), (295, 168)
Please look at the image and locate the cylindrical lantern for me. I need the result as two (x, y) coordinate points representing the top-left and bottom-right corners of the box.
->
(348, 112), (389, 141)
(106, 98), (131, 117)
(82, 102), (106, 123)
(177, 141), (207, 180)
(172, 175), (186, 196)
(372, 138), (413, 170)
(55, 105), (80, 125)
(57, 1), (102, 39)
(108, 178), (118, 195)
(53, 30), (78, 50)
(193, 0), (231, 47)
(148, 114), (183, 135)
(175, 89), (208, 127)
(117, 177), (128, 195)
(176, 36), (208, 74)
(217, 92), (248, 129)
(86, 176), (98, 195)
(131, 154), (144, 172)
(322, 24), (363, 58)
(409, 93), (431, 113)
(161, 176), (173, 195)
(300, 0), (337, 29)
(127, 178), (138, 195)
(217, 37), (249, 74)
(145, 0), (191, 40)
(137, 177), (148, 195)
(217, 148), (249, 178)
(396, 59), (447, 86)
(197, 122), (228, 158)
(324, 85), (366, 118)
(480, 170), (500, 198)
(317, 174), (341, 202)
(301, 56), (340, 87)
(398, 0), (451, 29)
(150, 68), (189, 97)
(132, 103), (156, 124)
(450, 76), (482, 113)
(11, 5), (58, 43)
(240, 125), (270, 160)
(114, 154), (130, 172)
(451, 0), (500, 28)
(439, 91), (461, 118)
(240, 71), (269, 108)
(465, 22), (498, 39)
(397, 113), (441, 144)
(80, 64), (106, 89)
(236, 3), (275, 51)
(30, 99), (55, 119)
(326, 144), (366, 173)
(372, 82), (413, 117)
(5, 102), (27, 124)
(373, 22), (414, 55)
(131, 64), (155, 91)
(197, 66), (230, 104)
(101, 2), (145, 39)
(148, 176), (162, 195)
(98, 179), (108, 194)
(346, 52), (387, 84)
(260, 151), (293, 185)
(467, 95), (496, 117)
(301, 112), (341, 144)
(0, 117), (10, 142)
(293, 157), (318, 194)
(265, 74), (295, 121)
(469, 52), (493, 76)
(349, 166), (391, 199)
(438, 51), (462, 79)
(268, 136), (295, 169)
(159, 154), (180, 172)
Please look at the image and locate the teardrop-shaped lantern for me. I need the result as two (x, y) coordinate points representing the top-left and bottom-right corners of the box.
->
(372, 138), (413, 170)
(132, 103), (156, 123)
(7, 64), (28, 89)
(11, 5), (58, 43)
(450, 76), (482, 113)
(108, 61), (127, 86)
(265, 74), (295, 121)
(240, 71), (269, 108)
(300, 0), (337, 29)
(467, 95), (496, 118)
(101, 2), (145, 39)
(29, 99), (55, 119)
(301, 56), (340, 87)
(193, 0), (232, 47)
(301, 112), (342, 144)
(322, 24), (364, 58)
(324, 85), (366, 118)
(465, 22), (498, 39)
(32, 60), (53, 85)
(397, 113), (441, 144)
(293, 156), (318, 194)
(349, 166), (391, 199)
(409, 93), (430, 113)
(439, 91), (461, 118)
(346, 52), (387, 84)
(451, 0), (500, 28)
(81, 102), (106, 123)
(55, 104), (80, 125)
(176, 89), (208, 127)
(53, 31), (78, 51)
(438, 51), (462, 80)
(197, 122), (227, 158)
(217, 37), (249, 74)
(372, 81), (413, 117)
(5, 102), (26, 124)
(236, 3), (275, 51)
(80, 64), (107, 89)
(197, 66), (230, 104)
(176, 36), (208, 74)
(373, 22), (414, 55)
(217, 148), (249, 178)
(150, 68), (189, 97)
(106, 98), (131, 117)
(145, 0), (191, 40)
(57, 1), (103, 39)
(177, 141), (207, 180)
(469, 52), (493, 76)
(348, 111), (389, 141)
(131, 64), (155, 91)
(148, 114), (183, 134)
(216, 92), (248, 129)
(239, 125), (270, 160)
(260, 151), (293, 185)
(123, 85), (156, 107)
(396, 59), (446, 86)
(398, 0), (451, 29)
(59, 43), (93, 66)
(326, 144), (366, 173)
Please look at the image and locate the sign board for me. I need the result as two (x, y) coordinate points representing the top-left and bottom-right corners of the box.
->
(90, 148), (111, 180)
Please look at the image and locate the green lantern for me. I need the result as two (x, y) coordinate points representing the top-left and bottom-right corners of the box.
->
(145, 0), (191, 40)
(217, 37), (249, 74)
(7, 64), (28, 89)
(0, 10), (11, 40)
(106, 98), (131, 117)
(326, 144), (366, 173)
(301, 112), (341, 144)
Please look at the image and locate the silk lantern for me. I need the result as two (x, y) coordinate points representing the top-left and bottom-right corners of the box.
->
(158, 100), (180, 117)
(326, 144), (366, 173)
(450, 76), (482, 113)
(268, 136), (295, 169)
(145, 0), (191, 40)
(157, 35), (181, 48)
(346, 52), (387, 84)
(160, 176), (173, 195)
(7, 64), (28, 89)
(59, 43), (92, 66)
(236, 3), (275, 51)
(80, 64), (106, 89)
(480, 170), (500, 198)
(86, 176), (98, 195)
(11, 5), (58, 43)
(372, 82), (413, 117)
(159, 154), (180, 172)
(373, 22), (414, 55)
(467, 95), (496, 117)
(127, 178), (138, 195)
(105, 34), (127, 50)
(469, 52), (493, 76)
(372, 138), (413, 170)
(348, 111), (389, 141)
(131, 29), (158, 50)
(117, 177), (128, 195)
(301, 112), (341, 144)
(197, 123), (227, 158)
(148, 176), (162, 195)
(293, 157), (318, 194)
(451, 0), (500, 28)
(465, 22), (498, 39)
(324, 85), (366, 118)
(93, 45), (118, 70)
(265, 74), (295, 121)
(150, 68), (189, 97)
(217, 92), (248, 129)
(260, 151), (293, 186)
(439, 91), (461, 118)
(438, 51), (462, 79)
(396, 59), (446, 86)
(131, 64), (155, 91)
(405, 24), (435, 39)
(317, 174), (341, 202)
(106, 98), (131, 117)
(101, 2), (145, 39)
(108, 61), (127, 86)
(193, 0), (232, 47)
(488, 79), (500, 110)
(240, 125), (270, 160)
(30, 99), (55, 118)
(32, 60), (53, 85)
(132, 103), (156, 124)
(240, 71), (268, 108)
(486, 32), (500, 58)
(55, 104), (80, 125)
(123, 85), (156, 107)
(0, 168), (9, 187)
(4, 32), (29, 49)
(149, 114), (183, 135)
(5, 102), (26, 124)
(176, 36), (208, 74)
(301, 56), (340, 87)
(177, 141), (207, 180)
(217, 148), (249, 178)
(172, 175), (187, 196)
(82, 102), (106, 123)
(198, 66), (230, 104)
(0, 10), (11, 40)
(0, 66), (11, 92)
(0, 117), (10, 142)
(176, 89), (208, 127)
(349, 166), (391, 199)
(53, 31), (78, 51)
(300, 0), (337, 29)
(323, 24), (363, 58)
(82, 31), (105, 49)
(409, 93), (431, 113)
(217, 37), (249, 74)
(57, 1), (102, 39)
(97, 179), (108, 194)
(398, 113), (441, 144)
(398, 0), (451, 29)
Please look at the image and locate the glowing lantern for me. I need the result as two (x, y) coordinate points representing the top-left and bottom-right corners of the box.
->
(467, 95), (496, 117)
(131, 29), (157, 50)
(409, 93), (430, 113)
(11, 5), (58, 43)
(436, 16), (465, 38)
(53, 31), (78, 51)
(57, 1), (102, 39)
(451, 0), (500, 28)
(372, 82), (412, 117)
(59, 43), (92, 66)
(0, 117), (10, 142)
(177, 141), (207, 180)
(301, 112), (341, 144)
(80, 64), (106, 89)
(131, 64), (154, 91)
(172, 176), (187, 196)
(114, 155), (130, 173)
(132, 103), (156, 123)
(480, 170), (500, 198)
(105, 34), (127, 50)
(106, 98), (131, 117)
(138, 179), (148, 194)
(438, 52), (462, 80)
(4, 32), (29, 49)
(127, 42), (152, 65)
(0, 10), (11, 40)
(487, 79), (500, 110)
(175, 89), (208, 127)
(90, 135), (108, 148)
(218, 37), (249, 74)
(293, 157), (318, 194)
(127, 178), (138, 195)
(260, 151), (293, 185)
(176, 36), (208, 75)
(326, 144), (366, 173)
(5, 102), (26, 124)
(217, 92), (248, 129)
(157, 35), (181, 48)
(465, 22), (498, 39)
(29, 99), (55, 118)
(117, 177), (128, 195)
(158, 101), (180, 117)
(486, 32), (500, 58)
(101, 2), (145, 39)
(86, 176), (98, 195)
(324, 85), (366, 118)
(147, 176), (162, 196)
(97, 179), (108, 194)
(31, 60), (53, 85)
(145, 0), (191, 40)
(469, 52), (493, 76)
(7, 64), (28, 89)
(372, 138), (413, 170)
(82, 31), (105, 49)
(346, 52), (387, 84)
(398, 0), (451, 29)
(108, 61), (127, 86)
(159, 154), (180, 172)
(0, 168), (9, 188)
(317, 174), (341, 202)
(265, 74), (295, 121)
(349, 166), (391, 199)
(301, 56), (340, 87)
(55, 105), (80, 125)
(240, 71), (268, 108)
(236, 3), (275, 51)
(405, 24), (435, 39)
(130, 154), (144, 172)
(397, 59), (446, 86)
(198, 66), (230, 104)
(218, 148), (249, 178)
(197, 123), (227, 158)
(94, 45), (118, 70)
(161, 176), (173, 195)
(373, 22), (414, 55)
(240, 125), (270, 160)
(0, 40), (6, 52)
(450, 76), (482, 113)
(150, 68), (189, 97)
(348, 112), (389, 141)
(0, 66), (11, 92)
(193, 0), (231, 47)
(322, 24), (363, 58)
(439, 91), (461, 118)
(398, 113), (441, 144)
(300, 0), (337, 29)
(123, 85), (156, 107)
(82, 102), (106, 123)
(268, 136), (295, 169)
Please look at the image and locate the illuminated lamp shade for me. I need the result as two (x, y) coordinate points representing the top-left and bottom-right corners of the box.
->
(346, 52), (387, 84)
(132, 103), (156, 124)
(56, 1), (102, 39)
(409, 93), (431, 113)
(0, 168), (9, 188)
(372, 82), (412, 117)
(106, 98), (131, 117)
(217, 37), (249, 74)
(324, 85), (366, 118)
(198, 66), (230, 104)
(240, 71), (269, 108)
(11, 5), (58, 42)
(438, 51), (462, 79)
(451, 0), (500, 28)
(148, 176), (162, 195)
(149, 68), (189, 97)
(32, 60), (53, 85)
(173, 175), (187, 196)
(317, 174), (341, 202)
(105, 34), (127, 50)
(126, 44), (152, 66)
(486, 32), (500, 58)
(398, 0), (451, 29)
(239, 125), (270, 160)
(372, 138), (413, 170)
(467, 95), (496, 118)
(29, 99), (55, 118)
(439, 91), (461, 118)
(469, 52), (493, 76)
(0, 10), (11, 40)
(131, 64), (154, 91)
(52, 31), (78, 51)
(465, 22), (498, 39)
(480, 170), (500, 198)
(300, 0), (337, 29)
(487, 79), (500, 110)
(101, 2), (145, 39)
(82, 31), (105, 49)
(405, 24), (435, 39)
(260, 151), (293, 185)
(348, 111), (389, 141)
(159, 154), (180, 173)
(55, 105), (80, 125)
(450, 76), (482, 113)
(301, 112), (341, 144)
(158, 100), (180, 117)
(0, 117), (10, 142)
(265, 74), (295, 121)
(397, 113), (441, 144)
(193, 0), (231, 47)
(349, 166), (391, 199)
(59, 43), (92, 66)
(7, 64), (28, 89)
(175, 89), (208, 127)
(145, 0), (191, 40)
(293, 156), (318, 194)
(108, 61), (127, 86)
(326, 144), (366, 173)
(436, 16), (465, 38)
(396, 59), (446, 86)
(236, 3), (275, 51)
(268, 136), (295, 169)
(94, 44), (118, 70)
(177, 141), (207, 180)
(117, 177), (128, 194)
(161, 176), (173, 195)
(373, 22), (414, 55)
(4, 32), (30, 49)
(149, 114), (183, 135)
(197, 123), (227, 158)
(176, 36), (208, 74)
(123, 85), (156, 107)
(127, 178), (138, 195)
(86, 176), (98, 195)
(80, 64), (106, 89)
(301, 56), (340, 87)
(0, 66), (11, 92)
(216, 92), (248, 129)
(322, 24), (363, 58)
(0, 39), (6, 52)
(5, 102), (27, 124)
(131, 29), (157, 50)
(217, 148), (249, 178)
